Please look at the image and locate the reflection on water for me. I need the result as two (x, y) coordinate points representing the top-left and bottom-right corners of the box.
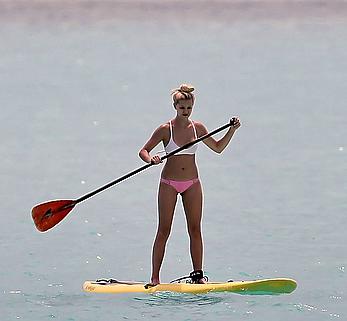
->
(135, 291), (225, 306)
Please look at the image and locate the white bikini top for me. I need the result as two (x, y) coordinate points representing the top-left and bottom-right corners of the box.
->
(164, 120), (198, 155)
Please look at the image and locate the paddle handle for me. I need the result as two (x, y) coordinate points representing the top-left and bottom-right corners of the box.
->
(75, 122), (232, 204)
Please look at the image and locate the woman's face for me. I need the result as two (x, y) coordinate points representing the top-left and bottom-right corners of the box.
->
(175, 99), (194, 118)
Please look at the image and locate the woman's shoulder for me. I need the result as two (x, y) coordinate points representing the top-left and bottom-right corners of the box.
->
(151, 122), (170, 140)
(157, 122), (170, 132)
(192, 120), (208, 136)
(191, 120), (204, 127)
(160, 121), (170, 128)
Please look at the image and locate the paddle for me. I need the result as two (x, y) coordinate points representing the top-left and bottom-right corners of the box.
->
(32, 121), (234, 232)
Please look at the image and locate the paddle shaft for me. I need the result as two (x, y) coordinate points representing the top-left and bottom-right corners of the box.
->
(74, 122), (232, 205)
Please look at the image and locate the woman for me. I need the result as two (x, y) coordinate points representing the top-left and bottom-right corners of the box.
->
(139, 84), (241, 285)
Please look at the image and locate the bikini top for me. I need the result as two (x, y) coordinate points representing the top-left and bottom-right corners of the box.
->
(164, 120), (198, 155)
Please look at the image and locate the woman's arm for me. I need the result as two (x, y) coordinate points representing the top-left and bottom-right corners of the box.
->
(196, 118), (241, 154)
(139, 124), (167, 164)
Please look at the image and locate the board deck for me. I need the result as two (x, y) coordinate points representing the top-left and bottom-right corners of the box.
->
(83, 278), (297, 295)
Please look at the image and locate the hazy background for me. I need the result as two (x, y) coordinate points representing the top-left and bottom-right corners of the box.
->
(1, 1), (346, 320)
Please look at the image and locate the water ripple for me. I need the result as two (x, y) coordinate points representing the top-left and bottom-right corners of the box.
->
(293, 302), (341, 318)
(134, 292), (225, 307)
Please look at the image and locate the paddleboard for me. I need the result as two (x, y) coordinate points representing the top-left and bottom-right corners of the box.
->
(83, 278), (297, 295)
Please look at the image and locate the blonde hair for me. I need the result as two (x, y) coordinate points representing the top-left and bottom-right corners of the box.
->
(171, 84), (195, 106)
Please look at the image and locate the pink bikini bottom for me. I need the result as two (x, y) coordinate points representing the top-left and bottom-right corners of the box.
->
(160, 178), (200, 194)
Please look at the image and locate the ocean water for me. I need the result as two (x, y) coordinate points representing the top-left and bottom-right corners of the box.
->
(1, 1), (346, 320)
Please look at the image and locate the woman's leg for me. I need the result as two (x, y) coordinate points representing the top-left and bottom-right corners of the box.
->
(181, 181), (205, 281)
(151, 182), (178, 284)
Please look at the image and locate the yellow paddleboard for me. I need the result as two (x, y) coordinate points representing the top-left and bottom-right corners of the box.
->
(83, 278), (297, 295)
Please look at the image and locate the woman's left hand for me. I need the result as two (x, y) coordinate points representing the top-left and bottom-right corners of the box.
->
(231, 117), (241, 129)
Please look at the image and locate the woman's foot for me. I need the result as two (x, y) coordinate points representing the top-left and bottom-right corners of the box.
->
(197, 277), (208, 284)
(190, 270), (208, 284)
(144, 278), (160, 289)
(150, 277), (160, 286)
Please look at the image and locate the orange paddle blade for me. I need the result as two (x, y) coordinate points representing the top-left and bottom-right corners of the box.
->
(31, 200), (76, 232)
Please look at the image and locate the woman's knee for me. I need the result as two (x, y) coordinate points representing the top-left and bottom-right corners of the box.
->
(156, 226), (171, 241)
(187, 224), (202, 240)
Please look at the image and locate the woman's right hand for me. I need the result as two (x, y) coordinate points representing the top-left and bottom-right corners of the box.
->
(150, 155), (162, 165)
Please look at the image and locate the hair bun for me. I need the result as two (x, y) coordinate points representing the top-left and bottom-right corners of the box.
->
(179, 84), (194, 93)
